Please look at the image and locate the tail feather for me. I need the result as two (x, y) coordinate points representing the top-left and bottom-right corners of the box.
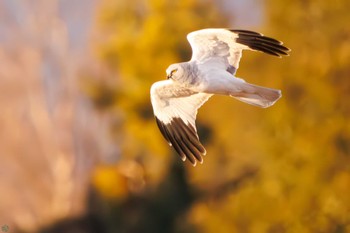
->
(231, 83), (282, 108)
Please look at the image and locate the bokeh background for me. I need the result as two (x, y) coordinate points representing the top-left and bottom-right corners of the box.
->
(1, 0), (350, 232)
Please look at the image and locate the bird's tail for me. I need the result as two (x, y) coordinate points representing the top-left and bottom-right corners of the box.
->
(231, 82), (282, 108)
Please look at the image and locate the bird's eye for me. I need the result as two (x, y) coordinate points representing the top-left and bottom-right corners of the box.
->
(167, 68), (178, 79)
(171, 69), (177, 76)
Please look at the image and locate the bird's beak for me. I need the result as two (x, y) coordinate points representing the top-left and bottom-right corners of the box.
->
(166, 75), (170, 80)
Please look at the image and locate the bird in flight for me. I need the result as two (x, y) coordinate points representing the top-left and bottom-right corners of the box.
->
(150, 28), (290, 166)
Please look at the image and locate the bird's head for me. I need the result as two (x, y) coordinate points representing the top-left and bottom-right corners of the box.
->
(166, 63), (184, 81)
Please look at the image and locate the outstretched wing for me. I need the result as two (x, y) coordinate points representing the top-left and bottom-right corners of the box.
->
(150, 80), (212, 166)
(187, 28), (290, 74)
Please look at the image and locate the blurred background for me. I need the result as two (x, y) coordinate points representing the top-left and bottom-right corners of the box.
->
(1, 0), (350, 232)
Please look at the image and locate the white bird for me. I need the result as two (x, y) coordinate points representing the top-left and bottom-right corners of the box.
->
(150, 28), (290, 166)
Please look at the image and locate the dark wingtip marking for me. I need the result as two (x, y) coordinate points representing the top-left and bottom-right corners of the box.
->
(229, 29), (291, 57)
(156, 117), (186, 161)
(155, 117), (206, 166)
(156, 117), (171, 143)
(229, 29), (261, 36)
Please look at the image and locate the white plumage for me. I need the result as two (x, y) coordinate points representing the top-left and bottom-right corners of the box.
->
(150, 28), (290, 166)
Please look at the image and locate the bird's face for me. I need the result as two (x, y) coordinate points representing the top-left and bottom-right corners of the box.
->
(166, 64), (184, 81)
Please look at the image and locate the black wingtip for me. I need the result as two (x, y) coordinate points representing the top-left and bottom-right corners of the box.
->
(229, 29), (291, 57)
(155, 117), (206, 166)
(229, 29), (262, 36)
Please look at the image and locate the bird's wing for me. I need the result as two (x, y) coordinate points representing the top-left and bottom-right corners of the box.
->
(150, 80), (212, 166)
(187, 28), (290, 74)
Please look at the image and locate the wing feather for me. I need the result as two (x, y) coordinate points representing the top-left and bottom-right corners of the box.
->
(187, 28), (290, 74)
(151, 80), (211, 166)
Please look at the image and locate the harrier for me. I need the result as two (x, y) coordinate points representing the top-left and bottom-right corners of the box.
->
(150, 28), (290, 166)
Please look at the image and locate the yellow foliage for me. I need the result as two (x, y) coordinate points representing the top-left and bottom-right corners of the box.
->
(88, 0), (350, 232)
(92, 165), (129, 199)
(92, 0), (226, 182)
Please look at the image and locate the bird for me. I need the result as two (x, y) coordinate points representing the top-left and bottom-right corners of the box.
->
(150, 28), (290, 166)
